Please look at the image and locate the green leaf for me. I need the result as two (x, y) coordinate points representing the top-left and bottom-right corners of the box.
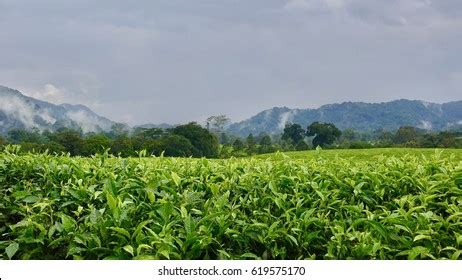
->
(109, 227), (131, 239)
(217, 250), (231, 259)
(286, 234), (299, 246)
(6, 242), (19, 260)
(414, 235), (431, 242)
(22, 196), (40, 203)
(240, 252), (260, 259)
(171, 172), (181, 187)
(59, 214), (76, 232)
(123, 245), (134, 257)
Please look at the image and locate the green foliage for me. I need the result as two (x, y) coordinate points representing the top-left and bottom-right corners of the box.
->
(258, 135), (275, 154)
(281, 123), (305, 144)
(306, 122), (342, 147)
(394, 126), (418, 144)
(2, 123), (460, 159)
(295, 141), (309, 151)
(0, 135), (7, 147)
(52, 129), (84, 156)
(172, 122), (219, 158)
(83, 134), (111, 156)
(109, 123), (130, 137)
(232, 139), (245, 150)
(110, 135), (134, 157)
(159, 135), (197, 157)
(8, 128), (44, 144)
(1, 148), (461, 260)
(246, 134), (256, 154)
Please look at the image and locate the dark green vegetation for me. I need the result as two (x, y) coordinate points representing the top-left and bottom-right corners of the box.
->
(227, 99), (462, 137)
(1, 120), (461, 159)
(0, 122), (220, 158)
(1, 148), (461, 260)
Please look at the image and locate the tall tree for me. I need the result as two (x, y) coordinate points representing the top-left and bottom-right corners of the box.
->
(206, 115), (230, 131)
(281, 123), (305, 144)
(258, 134), (273, 153)
(393, 126), (418, 144)
(159, 135), (197, 157)
(53, 129), (84, 156)
(110, 135), (134, 157)
(306, 122), (341, 147)
(7, 129), (44, 144)
(232, 139), (245, 151)
(172, 122), (219, 158)
(246, 133), (255, 153)
(109, 123), (130, 138)
(83, 134), (111, 156)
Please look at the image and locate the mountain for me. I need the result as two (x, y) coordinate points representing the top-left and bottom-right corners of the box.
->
(227, 99), (462, 136)
(3, 85), (461, 137)
(0, 85), (114, 134)
(135, 123), (174, 130)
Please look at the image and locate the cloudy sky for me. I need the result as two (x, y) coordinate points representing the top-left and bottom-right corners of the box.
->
(0, 0), (461, 125)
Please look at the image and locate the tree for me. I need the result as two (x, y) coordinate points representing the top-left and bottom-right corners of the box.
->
(258, 134), (273, 154)
(295, 140), (309, 151)
(109, 123), (130, 138)
(206, 115), (230, 131)
(7, 129), (44, 144)
(83, 134), (111, 156)
(437, 131), (457, 148)
(342, 128), (356, 141)
(0, 135), (6, 147)
(53, 129), (84, 156)
(232, 139), (245, 150)
(259, 135), (272, 146)
(132, 128), (165, 151)
(220, 132), (229, 145)
(172, 122), (219, 158)
(246, 133), (256, 154)
(159, 135), (197, 157)
(42, 141), (66, 154)
(306, 122), (341, 147)
(110, 135), (134, 157)
(393, 126), (418, 145)
(378, 131), (394, 146)
(281, 123), (305, 145)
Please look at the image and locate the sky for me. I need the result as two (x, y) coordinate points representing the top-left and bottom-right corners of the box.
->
(0, 0), (461, 125)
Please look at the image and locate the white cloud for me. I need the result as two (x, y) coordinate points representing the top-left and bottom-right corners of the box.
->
(1, 0), (461, 125)
(28, 84), (67, 104)
(284, 0), (345, 12)
(418, 120), (432, 130)
(278, 110), (298, 130)
(0, 94), (56, 129)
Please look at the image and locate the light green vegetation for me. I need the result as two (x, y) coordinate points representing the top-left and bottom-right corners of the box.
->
(256, 148), (462, 162)
(1, 147), (461, 260)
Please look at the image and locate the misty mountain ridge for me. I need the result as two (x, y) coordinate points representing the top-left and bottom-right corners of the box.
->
(0, 85), (113, 134)
(227, 99), (462, 136)
(1, 85), (462, 137)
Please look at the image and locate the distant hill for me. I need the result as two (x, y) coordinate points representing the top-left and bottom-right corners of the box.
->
(227, 99), (462, 136)
(0, 85), (114, 134)
(135, 123), (174, 130)
(3, 85), (461, 137)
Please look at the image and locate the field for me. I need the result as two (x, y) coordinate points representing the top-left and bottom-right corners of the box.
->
(1, 147), (461, 260)
(256, 148), (462, 162)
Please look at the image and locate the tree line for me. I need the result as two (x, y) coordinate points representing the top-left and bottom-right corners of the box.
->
(0, 120), (460, 158)
(0, 122), (219, 158)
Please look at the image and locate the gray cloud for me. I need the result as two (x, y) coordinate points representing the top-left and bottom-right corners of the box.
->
(0, 0), (461, 125)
